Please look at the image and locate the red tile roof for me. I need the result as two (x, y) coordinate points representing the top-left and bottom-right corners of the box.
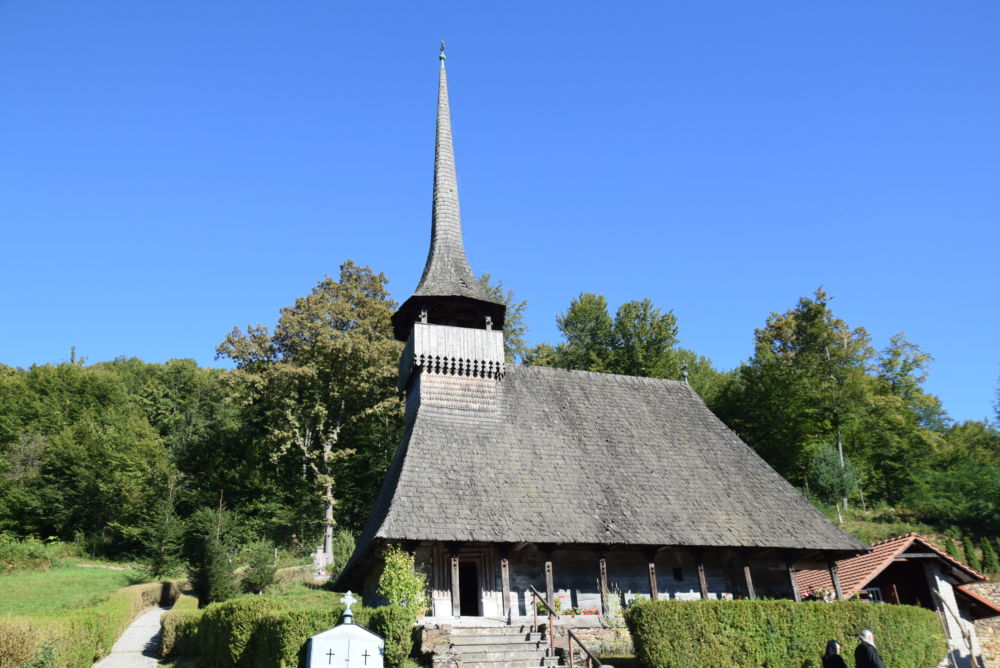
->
(796, 532), (987, 598)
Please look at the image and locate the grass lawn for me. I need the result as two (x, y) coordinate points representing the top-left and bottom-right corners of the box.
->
(0, 561), (144, 616)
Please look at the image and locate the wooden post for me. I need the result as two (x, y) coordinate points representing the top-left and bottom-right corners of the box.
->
(449, 545), (461, 617)
(598, 552), (609, 614)
(644, 549), (659, 600)
(695, 550), (709, 600)
(786, 554), (801, 603)
(828, 560), (844, 600)
(545, 558), (554, 610)
(743, 563), (757, 599)
(500, 546), (511, 620)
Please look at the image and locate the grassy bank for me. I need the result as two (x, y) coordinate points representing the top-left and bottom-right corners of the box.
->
(0, 562), (142, 616)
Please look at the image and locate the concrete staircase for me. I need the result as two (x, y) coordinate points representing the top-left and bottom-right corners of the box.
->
(438, 625), (560, 668)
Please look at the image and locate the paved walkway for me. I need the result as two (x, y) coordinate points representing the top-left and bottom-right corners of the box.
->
(92, 606), (169, 667)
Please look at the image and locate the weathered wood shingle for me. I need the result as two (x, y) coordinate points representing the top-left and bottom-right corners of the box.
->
(344, 365), (866, 578)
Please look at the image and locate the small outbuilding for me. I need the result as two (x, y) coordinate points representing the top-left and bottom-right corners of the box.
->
(796, 533), (1000, 666)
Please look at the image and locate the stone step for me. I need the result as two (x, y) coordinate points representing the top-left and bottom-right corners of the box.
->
(451, 636), (545, 647)
(451, 642), (548, 654)
(449, 625), (537, 636)
(459, 659), (558, 668)
(453, 649), (551, 662)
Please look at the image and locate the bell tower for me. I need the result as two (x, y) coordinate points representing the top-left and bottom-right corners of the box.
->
(393, 44), (506, 393)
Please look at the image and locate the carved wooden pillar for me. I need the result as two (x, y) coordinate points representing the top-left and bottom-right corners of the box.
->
(828, 559), (844, 601)
(500, 545), (512, 620)
(694, 550), (709, 600)
(598, 549), (609, 614)
(448, 543), (461, 617)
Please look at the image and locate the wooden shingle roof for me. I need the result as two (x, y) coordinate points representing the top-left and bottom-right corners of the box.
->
(341, 365), (866, 580)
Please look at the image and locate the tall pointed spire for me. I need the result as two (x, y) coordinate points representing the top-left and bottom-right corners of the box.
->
(392, 45), (506, 342)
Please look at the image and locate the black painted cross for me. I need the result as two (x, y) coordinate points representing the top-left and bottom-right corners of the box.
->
(326, 649), (335, 665)
(362, 649), (371, 665)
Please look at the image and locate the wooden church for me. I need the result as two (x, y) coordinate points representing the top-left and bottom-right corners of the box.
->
(336, 49), (868, 619)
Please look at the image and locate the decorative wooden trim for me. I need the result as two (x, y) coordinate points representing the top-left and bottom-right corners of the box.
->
(544, 559), (554, 609)
(500, 556), (511, 619)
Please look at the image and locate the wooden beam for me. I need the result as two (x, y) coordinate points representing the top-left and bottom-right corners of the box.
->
(828, 560), (844, 600)
(695, 550), (708, 600)
(648, 560), (659, 600)
(893, 553), (941, 560)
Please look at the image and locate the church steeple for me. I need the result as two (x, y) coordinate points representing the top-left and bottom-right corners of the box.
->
(391, 44), (506, 342)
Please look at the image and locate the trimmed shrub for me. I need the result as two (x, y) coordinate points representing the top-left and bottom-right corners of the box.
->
(369, 605), (417, 668)
(624, 599), (946, 668)
(944, 537), (961, 560)
(197, 596), (292, 666)
(159, 595), (201, 658)
(0, 579), (184, 668)
(159, 595), (420, 668)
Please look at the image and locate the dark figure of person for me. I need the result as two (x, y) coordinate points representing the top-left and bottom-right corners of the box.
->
(822, 639), (847, 668)
(855, 629), (886, 668)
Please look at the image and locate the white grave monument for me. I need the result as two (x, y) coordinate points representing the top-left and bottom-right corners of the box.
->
(307, 592), (384, 668)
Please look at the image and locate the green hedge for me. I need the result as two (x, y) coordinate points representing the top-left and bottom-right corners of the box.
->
(162, 596), (420, 668)
(0, 579), (183, 668)
(624, 600), (947, 668)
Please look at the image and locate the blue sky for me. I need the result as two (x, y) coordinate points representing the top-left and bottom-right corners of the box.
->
(1, 2), (997, 423)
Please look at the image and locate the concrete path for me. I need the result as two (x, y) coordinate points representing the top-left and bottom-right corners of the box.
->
(92, 606), (169, 667)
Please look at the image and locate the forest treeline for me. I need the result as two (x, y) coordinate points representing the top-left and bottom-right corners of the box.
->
(1, 261), (998, 565)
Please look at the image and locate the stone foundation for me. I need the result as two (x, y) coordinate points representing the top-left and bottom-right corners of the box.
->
(967, 583), (1000, 668)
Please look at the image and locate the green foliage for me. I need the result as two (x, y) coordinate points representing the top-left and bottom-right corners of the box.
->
(526, 292), (722, 401)
(624, 599), (946, 668)
(806, 443), (859, 505)
(962, 536), (982, 572)
(981, 539), (999, 574)
(160, 594), (404, 668)
(138, 480), (185, 580)
(377, 545), (429, 612)
(241, 540), (277, 594)
(0, 535), (51, 573)
(369, 605), (417, 668)
(197, 596), (291, 666)
(187, 507), (240, 606)
(944, 537), (961, 560)
(217, 261), (403, 549)
(0, 579), (182, 668)
(478, 273), (529, 362)
(327, 529), (356, 582)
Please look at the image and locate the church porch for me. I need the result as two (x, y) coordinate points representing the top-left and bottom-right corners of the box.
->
(412, 541), (841, 619)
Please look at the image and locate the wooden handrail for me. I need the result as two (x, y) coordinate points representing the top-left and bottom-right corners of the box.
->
(567, 629), (603, 668)
(528, 585), (556, 656)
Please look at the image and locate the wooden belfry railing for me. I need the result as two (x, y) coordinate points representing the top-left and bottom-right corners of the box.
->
(528, 585), (602, 668)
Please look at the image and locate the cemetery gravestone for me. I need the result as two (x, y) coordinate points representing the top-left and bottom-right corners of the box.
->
(307, 592), (384, 668)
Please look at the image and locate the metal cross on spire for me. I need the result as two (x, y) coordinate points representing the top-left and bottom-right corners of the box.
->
(439, 40), (446, 66)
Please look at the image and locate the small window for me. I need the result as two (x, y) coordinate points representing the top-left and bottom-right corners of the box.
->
(864, 587), (883, 603)
(673, 568), (683, 581)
